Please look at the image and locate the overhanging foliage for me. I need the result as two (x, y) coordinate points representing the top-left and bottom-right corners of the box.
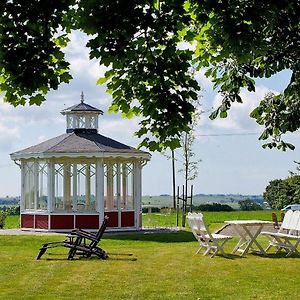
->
(0, 0), (299, 151)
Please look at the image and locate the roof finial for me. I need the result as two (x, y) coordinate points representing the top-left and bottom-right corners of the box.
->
(80, 91), (84, 103)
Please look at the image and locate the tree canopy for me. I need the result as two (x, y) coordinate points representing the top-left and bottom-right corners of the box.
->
(263, 176), (300, 210)
(238, 199), (262, 211)
(0, 0), (299, 151)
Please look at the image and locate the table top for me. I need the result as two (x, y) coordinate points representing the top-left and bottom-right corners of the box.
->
(224, 220), (273, 226)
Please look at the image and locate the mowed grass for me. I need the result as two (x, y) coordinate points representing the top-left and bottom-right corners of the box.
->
(4, 215), (20, 229)
(0, 232), (300, 299)
(142, 210), (276, 228)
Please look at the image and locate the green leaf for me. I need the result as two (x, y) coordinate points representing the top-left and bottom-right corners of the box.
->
(209, 109), (219, 120)
(29, 94), (45, 106)
(286, 143), (295, 150)
(220, 111), (227, 118)
(97, 77), (109, 85)
(97, 70), (114, 85)
(108, 104), (119, 113)
(153, 0), (160, 10)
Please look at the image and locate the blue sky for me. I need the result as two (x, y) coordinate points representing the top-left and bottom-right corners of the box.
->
(0, 32), (299, 197)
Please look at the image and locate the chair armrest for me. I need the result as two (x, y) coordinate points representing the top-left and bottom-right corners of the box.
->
(42, 241), (65, 246)
(71, 228), (97, 238)
(70, 230), (98, 242)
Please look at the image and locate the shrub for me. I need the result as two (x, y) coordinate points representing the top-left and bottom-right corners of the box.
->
(192, 203), (234, 212)
(0, 211), (7, 229)
(238, 199), (263, 211)
(142, 207), (160, 213)
(0, 205), (20, 215)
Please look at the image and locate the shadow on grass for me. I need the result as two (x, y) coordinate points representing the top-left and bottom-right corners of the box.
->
(250, 252), (300, 259)
(41, 252), (137, 261)
(103, 230), (195, 243)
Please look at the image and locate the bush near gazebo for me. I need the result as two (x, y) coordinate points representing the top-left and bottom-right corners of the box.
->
(0, 211), (7, 229)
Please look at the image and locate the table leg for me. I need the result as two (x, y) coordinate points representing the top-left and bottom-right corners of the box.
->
(231, 225), (249, 254)
(242, 225), (266, 255)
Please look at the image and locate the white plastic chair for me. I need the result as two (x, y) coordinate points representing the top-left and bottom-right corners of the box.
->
(187, 212), (232, 258)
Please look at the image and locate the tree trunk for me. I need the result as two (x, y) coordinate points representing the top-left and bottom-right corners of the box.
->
(172, 150), (176, 209)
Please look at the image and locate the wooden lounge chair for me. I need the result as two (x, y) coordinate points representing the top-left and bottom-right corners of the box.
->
(187, 212), (232, 258)
(261, 210), (300, 256)
(37, 216), (109, 260)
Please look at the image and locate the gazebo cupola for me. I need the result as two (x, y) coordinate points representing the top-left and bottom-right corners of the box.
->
(61, 92), (103, 133)
(10, 94), (151, 232)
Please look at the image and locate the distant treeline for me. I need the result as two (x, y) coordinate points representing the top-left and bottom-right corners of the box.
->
(0, 198), (19, 205)
(142, 200), (262, 213)
(192, 203), (234, 212)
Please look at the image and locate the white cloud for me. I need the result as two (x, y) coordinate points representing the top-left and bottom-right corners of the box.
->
(0, 122), (20, 151)
(64, 31), (108, 83)
(197, 85), (277, 135)
(0, 123), (19, 136)
(195, 69), (214, 90)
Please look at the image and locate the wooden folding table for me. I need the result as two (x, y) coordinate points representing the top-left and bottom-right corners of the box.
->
(224, 220), (273, 256)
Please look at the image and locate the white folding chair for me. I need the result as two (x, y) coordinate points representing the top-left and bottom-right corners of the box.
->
(263, 210), (300, 256)
(187, 212), (232, 258)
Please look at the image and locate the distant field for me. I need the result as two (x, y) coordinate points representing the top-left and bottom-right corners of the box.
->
(142, 210), (275, 228)
(142, 194), (263, 210)
(0, 194), (263, 210)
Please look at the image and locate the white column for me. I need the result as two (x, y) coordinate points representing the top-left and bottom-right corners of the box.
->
(72, 164), (77, 212)
(63, 163), (71, 210)
(20, 160), (25, 212)
(49, 162), (55, 212)
(85, 164), (91, 210)
(34, 161), (39, 211)
(116, 163), (121, 227)
(96, 159), (104, 218)
(107, 163), (114, 210)
(47, 162), (52, 213)
(122, 164), (127, 209)
(134, 161), (142, 230)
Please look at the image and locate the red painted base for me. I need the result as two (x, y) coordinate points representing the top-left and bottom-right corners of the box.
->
(20, 211), (136, 231)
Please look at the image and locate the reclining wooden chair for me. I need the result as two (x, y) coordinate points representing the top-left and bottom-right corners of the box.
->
(37, 216), (109, 260)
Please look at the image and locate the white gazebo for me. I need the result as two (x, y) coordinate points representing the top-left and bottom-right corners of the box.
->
(10, 94), (151, 231)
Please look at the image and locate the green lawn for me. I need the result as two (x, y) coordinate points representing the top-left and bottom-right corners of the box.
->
(0, 232), (299, 299)
(4, 215), (19, 229)
(142, 210), (276, 228)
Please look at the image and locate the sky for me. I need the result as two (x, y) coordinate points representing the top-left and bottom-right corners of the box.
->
(0, 31), (299, 197)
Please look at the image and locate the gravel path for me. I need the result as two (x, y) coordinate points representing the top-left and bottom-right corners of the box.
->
(217, 223), (277, 236)
(0, 229), (64, 235)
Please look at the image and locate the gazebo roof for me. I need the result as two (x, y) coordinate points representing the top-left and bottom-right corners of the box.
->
(10, 131), (150, 160)
(61, 102), (104, 114)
